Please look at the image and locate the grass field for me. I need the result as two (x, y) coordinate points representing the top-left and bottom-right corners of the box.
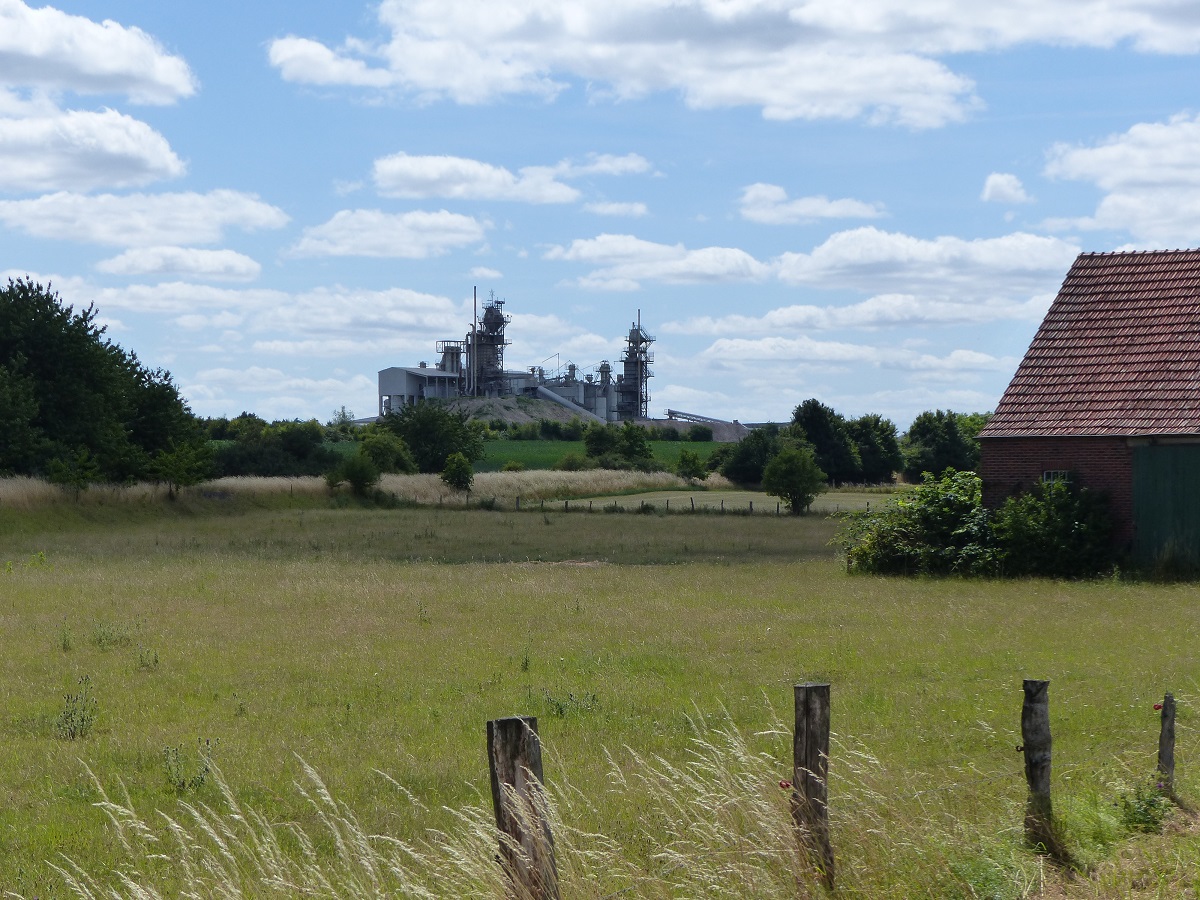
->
(2, 479), (1199, 898)
(477, 439), (720, 472)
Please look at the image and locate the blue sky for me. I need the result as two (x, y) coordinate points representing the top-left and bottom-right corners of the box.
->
(4, 1), (1200, 427)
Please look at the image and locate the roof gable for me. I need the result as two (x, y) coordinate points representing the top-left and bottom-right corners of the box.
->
(980, 249), (1200, 439)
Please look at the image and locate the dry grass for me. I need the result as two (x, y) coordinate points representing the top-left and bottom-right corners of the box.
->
(53, 713), (841, 900)
(380, 469), (732, 505)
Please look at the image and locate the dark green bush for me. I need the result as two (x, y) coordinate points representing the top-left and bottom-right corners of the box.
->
(840, 470), (1114, 578)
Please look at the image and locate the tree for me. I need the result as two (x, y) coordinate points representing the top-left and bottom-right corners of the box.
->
(380, 402), (484, 474)
(847, 414), (902, 484)
(441, 451), (474, 492)
(901, 410), (978, 482)
(719, 425), (779, 485)
(762, 445), (827, 515)
(789, 399), (861, 484)
(676, 448), (708, 482)
(0, 279), (199, 481)
(327, 450), (380, 498)
(150, 441), (214, 499)
(359, 428), (417, 474)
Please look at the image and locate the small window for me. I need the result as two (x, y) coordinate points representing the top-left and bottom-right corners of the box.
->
(1042, 470), (1071, 483)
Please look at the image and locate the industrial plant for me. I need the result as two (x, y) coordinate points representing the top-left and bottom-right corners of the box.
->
(378, 293), (655, 423)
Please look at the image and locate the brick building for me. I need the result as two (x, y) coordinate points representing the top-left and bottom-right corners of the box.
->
(978, 249), (1200, 560)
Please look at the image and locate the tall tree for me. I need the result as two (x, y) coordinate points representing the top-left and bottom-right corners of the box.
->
(901, 409), (979, 482)
(380, 402), (484, 473)
(0, 279), (198, 481)
(848, 413), (902, 484)
(789, 398), (861, 484)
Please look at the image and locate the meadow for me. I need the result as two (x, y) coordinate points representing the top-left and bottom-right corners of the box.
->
(1, 474), (1199, 898)
(476, 439), (720, 472)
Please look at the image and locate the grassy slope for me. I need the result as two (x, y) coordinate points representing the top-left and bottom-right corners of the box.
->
(1, 493), (1198, 897)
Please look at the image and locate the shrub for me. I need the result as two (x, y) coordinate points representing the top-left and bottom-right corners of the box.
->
(440, 452), (474, 493)
(762, 445), (826, 515)
(686, 424), (714, 442)
(992, 479), (1113, 578)
(840, 470), (1115, 578)
(327, 451), (381, 497)
(676, 448), (708, 482)
(501, 459), (526, 472)
(554, 453), (593, 472)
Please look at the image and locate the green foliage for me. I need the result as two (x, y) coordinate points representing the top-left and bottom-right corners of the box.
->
(582, 422), (657, 470)
(719, 425), (779, 485)
(0, 279), (198, 481)
(676, 448), (708, 482)
(841, 470), (996, 576)
(45, 447), (101, 498)
(1115, 780), (1172, 833)
(842, 470), (1115, 578)
(150, 441), (214, 499)
(207, 414), (341, 477)
(328, 451), (381, 497)
(554, 452), (593, 471)
(359, 427), (417, 474)
(790, 398), (861, 484)
(686, 424), (714, 442)
(501, 459), (526, 472)
(761, 445), (827, 514)
(992, 479), (1114, 577)
(381, 403), (484, 473)
(583, 421), (620, 458)
(900, 410), (989, 482)
(163, 738), (216, 794)
(56, 675), (97, 740)
(847, 413), (903, 484)
(440, 451), (474, 492)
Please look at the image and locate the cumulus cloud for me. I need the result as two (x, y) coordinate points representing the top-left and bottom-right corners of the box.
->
(664, 291), (1053, 335)
(373, 153), (579, 203)
(544, 233), (771, 290)
(268, 2), (1200, 128)
(583, 201), (648, 217)
(739, 183), (885, 224)
(0, 1), (196, 103)
(0, 107), (184, 192)
(1044, 112), (1200, 244)
(774, 227), (1079, 294)
(95, 247), (262, 281)
(290, 209), (487, 258)
(0, 190), (289, 246)
(701, 333), (1017, 374)
(372, 151), (650, 203)
(980, 172), (1032, 204)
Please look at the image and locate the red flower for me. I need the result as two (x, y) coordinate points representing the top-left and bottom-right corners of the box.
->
(1154, 703), (1164, 711)
(779, 780), (792, 790)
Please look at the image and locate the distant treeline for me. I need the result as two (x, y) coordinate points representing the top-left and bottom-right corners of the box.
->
(706, 400), (991, 486)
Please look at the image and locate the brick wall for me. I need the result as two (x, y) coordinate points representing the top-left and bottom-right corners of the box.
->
(978, 436), (1133, 548)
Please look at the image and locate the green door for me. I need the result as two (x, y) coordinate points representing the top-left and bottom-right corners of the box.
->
(1132, 444), (1200, 563)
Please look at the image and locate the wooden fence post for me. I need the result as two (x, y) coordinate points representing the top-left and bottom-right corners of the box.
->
(690, 497), (695, 512)
(1158, 692), (1176, 797)
(487, 716), (561, 900)
(1021, 679), (1063, 858)
(793, 682), (834, 889)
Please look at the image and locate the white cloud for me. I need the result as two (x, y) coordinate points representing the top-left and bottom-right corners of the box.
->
(469, 266), (503, 279)
(95, 247), (262, 281)
(373, 153), (579, 203)
(1044, 112), (1200, 244)
(269, 2), (1200, 128)
(0, 107), (184, 192)
(739, 183), (884, 224)
(664, 290), (1052, 334)
(583, 201), (648, 217)
(775, 227), (1079, 294)
(0, 1), (196, 104)
(702, 333), (1016, 373)
(291, 209), (487, 258)
(544, 233), (771, 290)
(372, 151), (651, 203)
(0, 190), (288, 246)
(980, 172), (1032, 204)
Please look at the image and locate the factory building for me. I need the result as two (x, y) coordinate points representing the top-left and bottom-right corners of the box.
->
(378, 295), (653, 423)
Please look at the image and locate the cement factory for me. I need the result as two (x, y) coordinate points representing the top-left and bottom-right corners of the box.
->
(378, 294), (655, 424)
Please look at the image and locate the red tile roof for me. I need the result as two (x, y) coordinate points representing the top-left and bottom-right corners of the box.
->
(980, 249), (1200, 438)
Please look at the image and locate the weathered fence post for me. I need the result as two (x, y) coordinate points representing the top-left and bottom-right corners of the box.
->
(720, 499), (724, 513)
(564, 500), (569, 513)
(1158, 692), (1176, 797)
(749, 500), (754, 514)
(487, 716), (560, 900)
(516, 496), (521, 511)
(690, 496), (695, 512)
(1021, 679), (1063, 858)
(793, 682), (834, 889)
